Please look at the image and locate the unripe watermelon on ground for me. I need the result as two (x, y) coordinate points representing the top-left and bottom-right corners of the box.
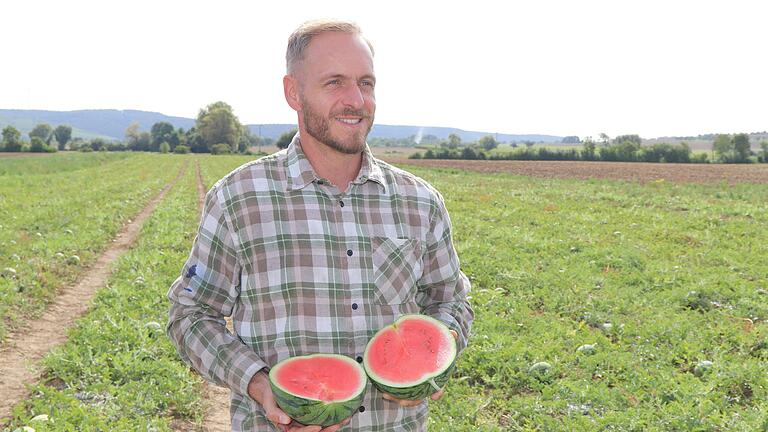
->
(363, 314), (457, 400)
(269, 354), (367, 426)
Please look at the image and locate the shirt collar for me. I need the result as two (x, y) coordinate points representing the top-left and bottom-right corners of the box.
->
(285, 132), (387, 193)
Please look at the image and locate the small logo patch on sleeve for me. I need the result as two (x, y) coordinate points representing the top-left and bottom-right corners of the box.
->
(185, 264), (197, 279)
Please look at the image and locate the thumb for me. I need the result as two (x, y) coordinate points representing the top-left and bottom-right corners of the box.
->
(263, 396), (291, 425)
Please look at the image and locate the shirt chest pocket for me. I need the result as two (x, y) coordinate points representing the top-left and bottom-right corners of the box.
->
(370, 237), (423, 305)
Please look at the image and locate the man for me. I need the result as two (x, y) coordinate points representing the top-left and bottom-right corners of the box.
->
(167, 20), (473, 431)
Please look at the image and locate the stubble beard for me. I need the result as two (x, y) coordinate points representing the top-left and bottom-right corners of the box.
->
(301, 98), (374, 155)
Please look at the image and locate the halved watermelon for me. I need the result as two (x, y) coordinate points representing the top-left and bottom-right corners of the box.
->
(269, 354), (367, 426)
(363, 314), (457, 400)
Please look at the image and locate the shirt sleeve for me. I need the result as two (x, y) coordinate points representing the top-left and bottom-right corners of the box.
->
(416, 192), (474, 352)
(166, 185), (267, 398)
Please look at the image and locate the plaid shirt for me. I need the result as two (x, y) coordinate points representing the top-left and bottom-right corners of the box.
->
(167, 135), (473, 431)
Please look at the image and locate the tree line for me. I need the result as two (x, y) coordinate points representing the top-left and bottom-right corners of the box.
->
(0, 102), (281, 155)
(411, 133), (768, 164)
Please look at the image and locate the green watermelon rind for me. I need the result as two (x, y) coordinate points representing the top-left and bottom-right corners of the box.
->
(269, 354), (367, 427)
(363, 314), (458, 401)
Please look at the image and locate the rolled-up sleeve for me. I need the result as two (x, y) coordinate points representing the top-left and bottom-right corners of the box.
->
(166, 186), (266, 397)
(416, 193), (474, 352)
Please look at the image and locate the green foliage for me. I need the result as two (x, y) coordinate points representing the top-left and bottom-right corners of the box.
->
(29, 136), (48, 153)
(196, 101), (242, 152)
(2, 125), (23, 152)
(612, 134), (641, 145)
(732, 133), (751, 163)
(276, 128), (298, 150)
(399, 165), (768, 431)
(479, 135), (499, 151)
(150, 121), (178, 152)
(4, 161), (203, 430)
(54, 125), (72, 150)
(210, 143), (232, 155)
(173, 145), (190, 154)
(158, 141), (171, 153)
(760, 140), (768, 163)
(29, 123), (54, 144)
(561, 135), (581, 144)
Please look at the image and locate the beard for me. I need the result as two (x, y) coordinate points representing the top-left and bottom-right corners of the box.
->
(301, 98), (374, 155)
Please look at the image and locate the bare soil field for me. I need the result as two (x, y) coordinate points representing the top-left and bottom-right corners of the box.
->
(383, 158), (768, 184)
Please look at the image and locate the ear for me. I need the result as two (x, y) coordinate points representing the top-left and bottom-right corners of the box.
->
(283, 75), (302, 112)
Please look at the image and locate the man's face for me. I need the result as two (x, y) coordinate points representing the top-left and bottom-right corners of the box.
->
(293, 32), (376, 154)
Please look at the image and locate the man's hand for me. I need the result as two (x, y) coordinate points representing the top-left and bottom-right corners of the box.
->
(247, 370), (351, 431)
(381, 329), (457, 407)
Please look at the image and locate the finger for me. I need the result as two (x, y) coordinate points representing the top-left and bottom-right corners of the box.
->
(288, 423), (322, 432)
(430, 388), (445, 400)
(450, 330), (458, 340)
(320, 416), (351, 432)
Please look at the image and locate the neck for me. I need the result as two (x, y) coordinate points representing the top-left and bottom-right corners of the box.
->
(299, 133), (364, 193)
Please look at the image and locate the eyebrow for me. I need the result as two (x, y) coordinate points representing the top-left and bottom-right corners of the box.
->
(321, 73), (376, 83)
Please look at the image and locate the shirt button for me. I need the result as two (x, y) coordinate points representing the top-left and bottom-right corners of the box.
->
(346, 249), (353, 256)
(356, 356), (363, 363)
(339, 200), (345, 207)
(358, 406), (366, 413)
(352, 303), (358, 310)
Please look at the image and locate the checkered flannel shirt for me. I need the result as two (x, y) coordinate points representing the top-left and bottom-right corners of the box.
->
(167, 135), (473, 431)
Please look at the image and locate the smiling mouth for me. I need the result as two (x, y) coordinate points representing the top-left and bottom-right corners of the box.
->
(336, 117), (363, 125)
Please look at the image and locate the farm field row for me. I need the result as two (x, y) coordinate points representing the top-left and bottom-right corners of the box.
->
(2, 152), (767, 430)
(0, 153), (185, 341)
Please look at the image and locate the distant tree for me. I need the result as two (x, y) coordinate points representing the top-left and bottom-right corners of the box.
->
(447, 133), (461, 149)
(184, 127), (208, 153)
(196, 101), (243, 152)
(2, 125), (23, 152)
(125, 122), (141, 151)
(239, 126), (262, 153)
(712, 134), (734, 162)
(29, 123), (54, 144)
(613, 134), (642, 145)
(53, 125), (72, 150)
(478, 135), (499, 151)
(732, 133), (751, 163)
(561, 135), (581, 144)
(30, 137), (47, 152)
(581, 137), (596, 160)
(276, 128), (298, 150)
(137, 132), (151, 152)
(599, 133), (610, 146)
(159, 141), (171, 153)
(150, 122), (176, 152)
(90, 138), (107, 151)
(760, 140), (768, 163)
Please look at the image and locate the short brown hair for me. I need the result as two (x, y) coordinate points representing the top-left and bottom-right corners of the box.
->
(286, 19), (374, 74)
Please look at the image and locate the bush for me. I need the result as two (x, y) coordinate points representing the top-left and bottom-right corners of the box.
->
(211, 143), (231, 155)
(159, 142), (171, 153)
(79, 146), (94, 152)
(30, 137), (47, 153)
(173, 145), (190, 154)
(409, 152), (422, 159)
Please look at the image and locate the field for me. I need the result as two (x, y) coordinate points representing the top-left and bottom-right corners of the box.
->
(1, 152), (766, 431)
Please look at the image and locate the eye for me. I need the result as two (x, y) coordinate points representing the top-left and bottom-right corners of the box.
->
(326, 79), (342, 86)
(360, 79), (375, 88)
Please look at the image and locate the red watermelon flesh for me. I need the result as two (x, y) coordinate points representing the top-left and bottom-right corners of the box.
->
(272, 356), (364, 401)
(366, 317), (454, 383)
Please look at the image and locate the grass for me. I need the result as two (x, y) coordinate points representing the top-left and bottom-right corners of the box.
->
(399, 166), (768, 431)
(0, 153), (185, 341)
(4, 153), (767, 430)
(5, 156), (203, 431)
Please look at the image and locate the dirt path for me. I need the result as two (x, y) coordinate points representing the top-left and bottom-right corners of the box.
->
(0, 162), (188, 423)
(196, 161), (233, 432)
(386, 158), (768, 184)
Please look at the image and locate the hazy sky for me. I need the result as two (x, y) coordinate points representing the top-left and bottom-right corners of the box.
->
(2, 0), (766, 138)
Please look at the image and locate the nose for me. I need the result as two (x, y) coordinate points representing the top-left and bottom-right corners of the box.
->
(341, 83), (365, 110)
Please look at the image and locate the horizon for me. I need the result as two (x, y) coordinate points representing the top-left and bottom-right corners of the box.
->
(1, 1), (766, 139)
